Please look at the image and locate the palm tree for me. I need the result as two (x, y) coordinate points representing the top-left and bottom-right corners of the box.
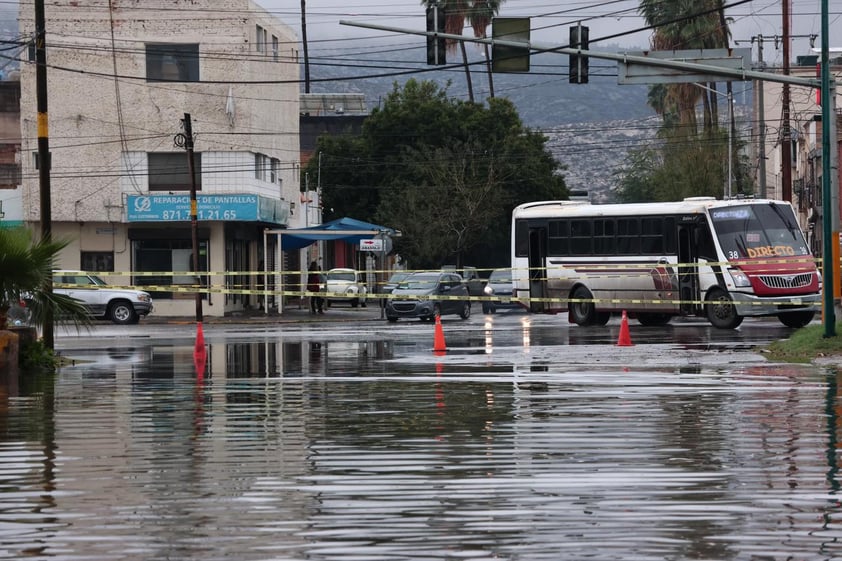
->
(638, 0), (730, 134)
(467, 0), (503, 98)
(0, 227), (90, 332)
(421, 0), (505, 100)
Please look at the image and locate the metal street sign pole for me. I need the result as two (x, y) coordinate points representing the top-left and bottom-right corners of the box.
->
(820, 0), (836, 336)
(339, 20), (821, 89)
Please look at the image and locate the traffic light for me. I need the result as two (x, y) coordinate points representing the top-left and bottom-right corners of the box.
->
(569, 24), (589, 84)
(426, 6), (446, 66)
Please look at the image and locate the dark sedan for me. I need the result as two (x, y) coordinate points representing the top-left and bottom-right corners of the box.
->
(385, 272), (471, 322)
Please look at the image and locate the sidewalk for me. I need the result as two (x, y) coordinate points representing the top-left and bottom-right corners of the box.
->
(146, 302), (388, 325)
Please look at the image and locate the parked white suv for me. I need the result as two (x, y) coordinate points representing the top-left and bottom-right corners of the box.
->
(324, 268), (367, 308)
(53, 272), (153, 325)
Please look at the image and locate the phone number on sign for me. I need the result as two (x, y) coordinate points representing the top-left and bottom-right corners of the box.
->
(161, 210), (238, 220)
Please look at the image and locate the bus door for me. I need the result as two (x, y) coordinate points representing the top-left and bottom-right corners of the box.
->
(528, 226), (547, 312)
(677, 224), (700, 314)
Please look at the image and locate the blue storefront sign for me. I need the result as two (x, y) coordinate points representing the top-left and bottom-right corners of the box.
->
(127, 194), (288, 224)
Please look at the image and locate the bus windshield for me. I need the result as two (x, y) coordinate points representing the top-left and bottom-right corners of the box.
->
(710, 203), (810, 261)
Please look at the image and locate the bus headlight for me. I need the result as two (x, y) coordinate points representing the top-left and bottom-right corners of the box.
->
(729, 268), (751, 287)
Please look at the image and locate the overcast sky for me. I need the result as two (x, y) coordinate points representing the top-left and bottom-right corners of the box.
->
(263, 0), (841, 65)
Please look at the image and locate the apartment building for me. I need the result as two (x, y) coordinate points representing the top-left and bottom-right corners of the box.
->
(0, 77), (20, 228)
(18, 0), (300, 317)
(752, 60), (842, 203)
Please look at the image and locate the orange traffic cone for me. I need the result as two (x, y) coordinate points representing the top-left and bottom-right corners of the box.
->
(617, 310), (633, 346)
(433, 314), (447, 353)
(194, 321), (207, 377)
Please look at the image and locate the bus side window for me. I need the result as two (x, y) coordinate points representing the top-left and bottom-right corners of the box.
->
(570, 220), (592, 255)
(515, 220), (529, 257)
(697, 227), (716, 260)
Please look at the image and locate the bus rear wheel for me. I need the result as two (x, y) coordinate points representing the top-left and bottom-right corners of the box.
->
(705, 289), (743, 329)
(778, 311), (815, 328)
(569, 286), (598, 326)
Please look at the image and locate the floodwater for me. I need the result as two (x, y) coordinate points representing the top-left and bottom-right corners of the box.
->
(3, 313), (842, 560)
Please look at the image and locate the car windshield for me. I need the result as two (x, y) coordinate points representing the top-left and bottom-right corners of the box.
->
(327, 271), (355, 282)
(489, 269), (512, 283)
(399, 273), (439, 290)
(388, 272), (410, 284)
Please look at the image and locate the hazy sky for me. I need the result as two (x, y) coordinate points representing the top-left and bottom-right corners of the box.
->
(263, 0), (842, 65)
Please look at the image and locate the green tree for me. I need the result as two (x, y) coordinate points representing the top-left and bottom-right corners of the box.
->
(0, 227), (90, 332)
(304, 79), (567, 269)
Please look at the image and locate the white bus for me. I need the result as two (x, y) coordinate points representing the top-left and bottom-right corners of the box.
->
(511, 197), (821, 329)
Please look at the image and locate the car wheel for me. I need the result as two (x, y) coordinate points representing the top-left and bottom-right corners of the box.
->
(109, 300), (138, 325)
(778, 311), (815, 328)
(387, 316), (398, 323)
(459, 301), (471, 320)
(705, 289), (743, 329)
(569, 286), (597, 326)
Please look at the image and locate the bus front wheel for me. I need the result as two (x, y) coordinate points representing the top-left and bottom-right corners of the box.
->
(778, 311), (815, 328)
(569, 286), (598, 326)
(705, 289), (744, 329)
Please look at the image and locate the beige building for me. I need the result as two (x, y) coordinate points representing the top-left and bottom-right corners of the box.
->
(18, 0), (300, 317)
(752, 57), (842, 203)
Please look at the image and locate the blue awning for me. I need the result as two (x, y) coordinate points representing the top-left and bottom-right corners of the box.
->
(269, 217), (398, 251)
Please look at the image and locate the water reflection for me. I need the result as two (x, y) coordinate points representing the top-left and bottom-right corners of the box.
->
(2, 334), (842, 560)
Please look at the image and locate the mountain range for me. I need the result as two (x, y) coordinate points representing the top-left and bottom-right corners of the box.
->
(305, 44), (663, 199)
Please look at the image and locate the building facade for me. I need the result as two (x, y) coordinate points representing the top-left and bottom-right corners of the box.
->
(0, 77), (20, 228)
(18, 0), (300, 317)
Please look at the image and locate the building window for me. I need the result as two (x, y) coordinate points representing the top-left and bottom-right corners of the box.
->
(256, 25), (267, 53)
(272, 35), (279, 61)
(146, 44), (199, 82)
(148, 152), (202, 191)
(270, 158), (279, 184)
(132, 237), (208, 300)
(255, 153), (270, 181)
(81, 251), (114, 272)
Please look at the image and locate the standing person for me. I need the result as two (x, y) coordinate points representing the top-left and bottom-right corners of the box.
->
(307, 261), (324, 314)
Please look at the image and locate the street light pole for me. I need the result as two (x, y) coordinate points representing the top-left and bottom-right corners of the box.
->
(694, 83), (733, 199)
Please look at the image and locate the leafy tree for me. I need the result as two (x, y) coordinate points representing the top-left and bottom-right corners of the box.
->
(0, 227), (90, 332)
(304, 79), (567, 269)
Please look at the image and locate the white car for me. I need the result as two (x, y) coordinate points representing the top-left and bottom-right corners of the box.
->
(53, 272), (153, 325)
(324, 268), (367, 308)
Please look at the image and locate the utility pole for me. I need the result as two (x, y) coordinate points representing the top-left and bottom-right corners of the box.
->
(301, 0), (310, 93)
(819, 0), (836, 336)
(175, 114), (203, 323)
(781, 0), (792, 202)
(34, 0), (53, 349)
(753, 35), (768, 198)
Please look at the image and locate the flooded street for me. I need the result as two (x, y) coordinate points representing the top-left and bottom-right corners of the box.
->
(3, 312), (842, 560)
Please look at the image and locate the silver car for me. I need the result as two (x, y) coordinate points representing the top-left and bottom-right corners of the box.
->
(53, 272), (153, 325)
(482, 268), (521, 314)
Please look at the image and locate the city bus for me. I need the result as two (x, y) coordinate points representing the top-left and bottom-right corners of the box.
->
(511, 197), (821, 329)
